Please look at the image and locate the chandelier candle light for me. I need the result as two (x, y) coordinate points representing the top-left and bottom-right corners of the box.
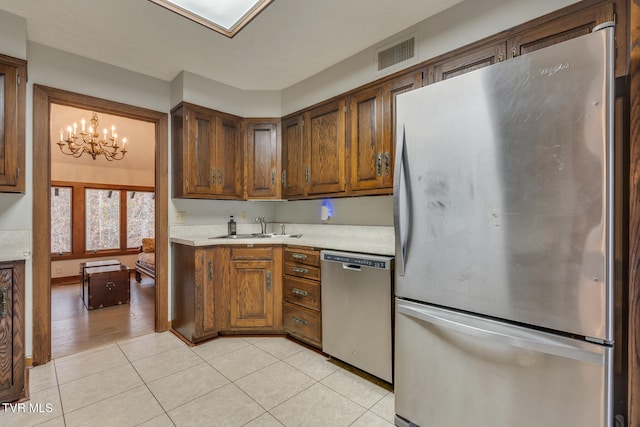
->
(57, 112), (128, 161)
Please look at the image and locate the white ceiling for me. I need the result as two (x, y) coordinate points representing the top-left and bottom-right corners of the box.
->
(0, 0), (463, 90)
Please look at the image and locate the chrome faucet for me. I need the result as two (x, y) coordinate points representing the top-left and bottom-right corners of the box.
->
(255, 216), (267, 234)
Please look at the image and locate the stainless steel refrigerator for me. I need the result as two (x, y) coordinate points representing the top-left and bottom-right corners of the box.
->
(393, 26), (615, 427)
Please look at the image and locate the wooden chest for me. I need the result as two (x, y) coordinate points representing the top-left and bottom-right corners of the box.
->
(79, 259), (120, 303)
(83, 265), (130, 309)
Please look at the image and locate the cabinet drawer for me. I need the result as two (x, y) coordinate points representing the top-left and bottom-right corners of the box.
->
(283, 276), (320, 311)
(231, 246), (273, 260)
(284, 247), (320, 266)
(283, 302), (321, 348)
(284, 261), (320, 281)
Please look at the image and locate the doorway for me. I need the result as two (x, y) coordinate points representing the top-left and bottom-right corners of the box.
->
(32, 85), (169, 365)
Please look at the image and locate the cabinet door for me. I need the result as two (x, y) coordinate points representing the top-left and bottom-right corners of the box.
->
(229, 260), (275, 329)
(305, 99), (346, 195)
(282, 115), (305, 198)
(0, 56), (25, 193)
(383, 70), (424, 188)
(508, 2), (614, 60)
(198, 248), (218, 337)
(215, 116), (243, 198)
(432, 43), (507, 83)
(185, 108), (217, 196)
(0, 261), (25, 403)
(246, 121), (280, 199)
(348, 85), (384, 192)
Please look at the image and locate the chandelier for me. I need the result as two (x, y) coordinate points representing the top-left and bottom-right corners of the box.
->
(57, 112), (128, 161)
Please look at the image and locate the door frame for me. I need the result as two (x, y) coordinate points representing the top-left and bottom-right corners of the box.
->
(32, 85), (169, 365)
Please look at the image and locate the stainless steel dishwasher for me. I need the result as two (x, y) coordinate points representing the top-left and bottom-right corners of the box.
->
(321, 250), (394, 383)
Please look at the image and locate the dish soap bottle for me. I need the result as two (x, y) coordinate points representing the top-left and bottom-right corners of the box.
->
(228, 215), (237, 236)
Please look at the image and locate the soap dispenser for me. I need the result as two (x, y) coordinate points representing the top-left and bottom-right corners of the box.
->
(228, 215), (237, 236)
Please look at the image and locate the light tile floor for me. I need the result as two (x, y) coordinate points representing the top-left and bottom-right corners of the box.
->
(0, 333), (395, 427)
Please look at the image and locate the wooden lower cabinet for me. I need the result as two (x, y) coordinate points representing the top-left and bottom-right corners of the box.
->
(282, 246), (322, 348)
(283, 302), (322, 349)
(0, 260), (25, 404)
(172, 244), (219, 343)
(172, 244), (283, 343)
(228, 246), (283, 331)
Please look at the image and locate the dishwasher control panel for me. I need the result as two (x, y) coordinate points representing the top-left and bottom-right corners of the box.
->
(321, 250), (393, 270)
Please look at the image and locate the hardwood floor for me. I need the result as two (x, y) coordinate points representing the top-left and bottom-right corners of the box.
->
(51, 273), (155, 358)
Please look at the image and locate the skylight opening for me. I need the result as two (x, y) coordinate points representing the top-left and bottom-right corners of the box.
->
(150, 0), (273, 38)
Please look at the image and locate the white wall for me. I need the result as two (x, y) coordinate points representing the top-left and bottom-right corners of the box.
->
(0, 9), (26, 59)
(172, 71), (282, 117)
(273, 196), (393, 226)
(172, 199), (275, 228)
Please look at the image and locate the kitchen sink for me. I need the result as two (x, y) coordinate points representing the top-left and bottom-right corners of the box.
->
(209, 233), (261, 239)
(256, 233), (302, 238)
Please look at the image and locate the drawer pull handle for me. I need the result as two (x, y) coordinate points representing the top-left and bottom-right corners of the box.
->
(291, 253), (308, 260)
(292, 316), (308, 325)
(208, 260), (213, 281)
(292, 267), (308, 274)
(292, 288), (309, 297)
(267, 271), (272, 292)
(105, 281), (115, 291)
(0, 286), (8, 318)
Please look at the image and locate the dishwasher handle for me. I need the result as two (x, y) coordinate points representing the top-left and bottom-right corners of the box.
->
(342, 264), (362, 271)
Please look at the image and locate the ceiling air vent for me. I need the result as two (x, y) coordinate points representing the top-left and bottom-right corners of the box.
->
(377, 37), (415, 71)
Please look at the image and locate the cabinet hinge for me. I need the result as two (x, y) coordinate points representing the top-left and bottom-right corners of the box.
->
(282, 170), (287, 187)
(17, 74), (21, 86)
(0, 286), (8, 318)
(16, 168), (20, 180)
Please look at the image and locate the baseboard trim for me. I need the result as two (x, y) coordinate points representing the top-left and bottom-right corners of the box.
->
(51, 275), (81, 286)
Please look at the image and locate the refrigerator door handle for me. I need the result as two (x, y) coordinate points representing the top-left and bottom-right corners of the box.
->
(398, 300), (607, 366)
(393, 125), (409, 276)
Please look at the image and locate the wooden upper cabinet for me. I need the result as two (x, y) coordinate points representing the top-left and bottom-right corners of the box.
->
(215, 115), (243, 198)
(187, 107), (216, 196)
(348, 85), (384, 192)
(245, 120), (280, 199)
(172, 102), (243, 199)
(0, 55), (26, 193)
(305, 99), (346, 195)
(508, 2), (616, 65)
(432, 43), (507, 83)
(282, 115), (305, 199)
(383, 70), (424, 189)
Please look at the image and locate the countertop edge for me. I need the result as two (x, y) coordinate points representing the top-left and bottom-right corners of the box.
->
(169, 236), (394, 256)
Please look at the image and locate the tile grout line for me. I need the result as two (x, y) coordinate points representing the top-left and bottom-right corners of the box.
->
(52, 360), (68, 427)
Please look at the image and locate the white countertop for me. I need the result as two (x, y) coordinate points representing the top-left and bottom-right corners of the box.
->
(170, 224), (395, 256)
(0, 229), (31, 262)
